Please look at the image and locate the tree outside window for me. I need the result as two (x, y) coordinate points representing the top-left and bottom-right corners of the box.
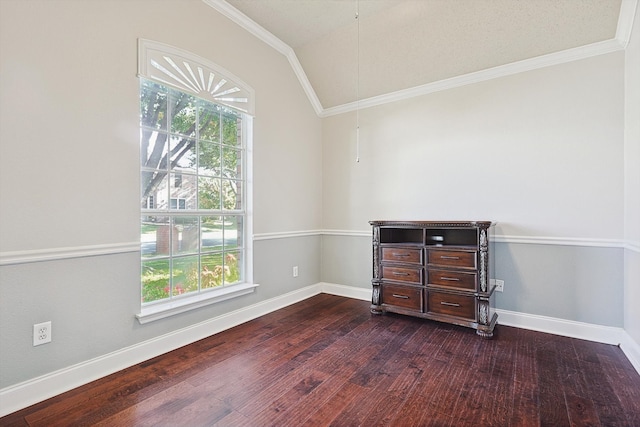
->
(140, 79), (245, 304)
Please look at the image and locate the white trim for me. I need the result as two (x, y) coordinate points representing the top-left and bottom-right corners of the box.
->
(619, 331), (640, 374)
(320, 39), (624, 117)
(319, 281), (371, 302)
(321, 229), (370, 238)
(203, 0), (637, 118)
(284, 50), (324, 115)
(616, 0), (639, 48)
(203, 0), (290, 56)
(1, 232), (633, 266)
(244, 116), (255, 284)
(0, 284), (324, 417)
(491, 234), (626, 248)
(202, 0), (323, 116)
(252, 230), (323, 241)
(624, 240), (640, 253)
(323, 283), (640, 374)
(321, 230), (627, 249)
(0, 242), (139, 266)
(136, 283), (260, 324)
(495, 308), (625, 345)
(138, 38), (255, 115)
(2, 283), (638, 417)
(497, 308), (640, 374)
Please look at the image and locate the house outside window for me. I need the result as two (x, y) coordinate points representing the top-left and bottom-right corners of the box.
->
(137, 39), (255, 311)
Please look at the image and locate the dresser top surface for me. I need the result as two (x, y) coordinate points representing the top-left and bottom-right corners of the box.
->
(369, 220), (493, 228)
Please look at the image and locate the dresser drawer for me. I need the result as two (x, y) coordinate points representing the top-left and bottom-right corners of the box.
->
(382, 284), (422, 311)
(428, 249), (476, 269)
(381, 265), (422, 284)
(428, 269), (476, 290)
(382, 247), (422, 265)
(427, 291), (475, 320)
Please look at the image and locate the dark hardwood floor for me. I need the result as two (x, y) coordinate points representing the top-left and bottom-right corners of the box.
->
(2, 294), (639, 426)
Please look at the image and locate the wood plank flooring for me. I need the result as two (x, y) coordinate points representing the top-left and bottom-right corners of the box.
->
(2, 294), (639, 426)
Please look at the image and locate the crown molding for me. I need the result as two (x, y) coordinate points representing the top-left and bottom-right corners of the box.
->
(616, 0), (639, 48)
(205, 0), (638, 118)
(202, 0), (289, 55)
(202, 0), (323, 116)
(320, 38), (625, 117)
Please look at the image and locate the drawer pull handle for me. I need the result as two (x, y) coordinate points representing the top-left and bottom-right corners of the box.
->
(392, 294), (410, 299)
(440, 277), (460, 282)
(440, 256), (460, 260)
(391, 253), (410, 257)
(392, 272), (410, 276)
(440, 301), (461, 307)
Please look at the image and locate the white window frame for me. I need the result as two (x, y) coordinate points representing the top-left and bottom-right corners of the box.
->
(136, 39), (257, 324)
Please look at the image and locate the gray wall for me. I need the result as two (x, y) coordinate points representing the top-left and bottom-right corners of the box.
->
(623, 1), (640, 349)
(0, 0), (322, 390)
(321, 52), (627, 332)
(1, 0), (638, 400)
(0, 236), (320, 388)
(494, 243), (623, 326)
(320, 235), (624, 327)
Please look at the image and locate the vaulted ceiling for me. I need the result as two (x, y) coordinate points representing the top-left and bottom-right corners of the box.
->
(206, 0), (634, 116)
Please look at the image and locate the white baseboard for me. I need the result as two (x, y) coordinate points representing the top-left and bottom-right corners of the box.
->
(619, 331), (640, 374)
(0, 284), (323, 417)
(2, 283), (638, 417)
(320, 283), (640, 374)
(495, 308), (625, 345)
(496, 308), (640, 374)
(319, 282), (371, 301)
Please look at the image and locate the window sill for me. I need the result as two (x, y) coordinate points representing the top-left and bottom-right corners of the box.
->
(136, 283), (259, 324)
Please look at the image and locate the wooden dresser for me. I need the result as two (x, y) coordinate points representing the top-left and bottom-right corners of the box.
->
(370, 220), (497, 338)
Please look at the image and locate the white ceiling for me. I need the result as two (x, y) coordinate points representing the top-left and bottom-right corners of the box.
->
(212, 0), (630, 114)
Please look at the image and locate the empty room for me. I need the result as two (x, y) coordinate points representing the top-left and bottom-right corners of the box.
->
(1, 0), (639, 425)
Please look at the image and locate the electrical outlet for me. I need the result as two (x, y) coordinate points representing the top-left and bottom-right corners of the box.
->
(33, 321), (52, 346)
(495, 280), (504, 292)
(293, 266), (299, 277)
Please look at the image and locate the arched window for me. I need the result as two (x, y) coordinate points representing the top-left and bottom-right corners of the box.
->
(137, 39), (256, 322)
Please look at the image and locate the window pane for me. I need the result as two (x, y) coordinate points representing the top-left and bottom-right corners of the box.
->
(142, 172), (169, 210)
(140, 76), (247, 306)
(175, 216), (199, 255)
(198, 176), (220, 210)
(198, 140), (221, 176)
(224, 250), (242, 285)
(170, 91), (197, 137)
(142, 174), (168, 210)
(199, 103), (221, 142)
(223, 215), (242, 248)
(222, 112), (240, 146)
(170, 173), (196, 210)
(141, 130), (169, 169)
(172, 255), (199, 296)
(141, 171), (166, 209)
(221, 179), (241, 210)
(201, 252), (224, 289)
(169, 135), (196, 173)
(201, 216), (223, 252)
(140, 80), (167, 131)
(222, 146), (241, 179)
(141, 215), (172, 257)
(142, 258), (170, 303)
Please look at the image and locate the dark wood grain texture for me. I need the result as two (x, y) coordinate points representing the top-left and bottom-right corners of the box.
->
(2, 294), (639, 427)
(370, 221), (497, 337)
